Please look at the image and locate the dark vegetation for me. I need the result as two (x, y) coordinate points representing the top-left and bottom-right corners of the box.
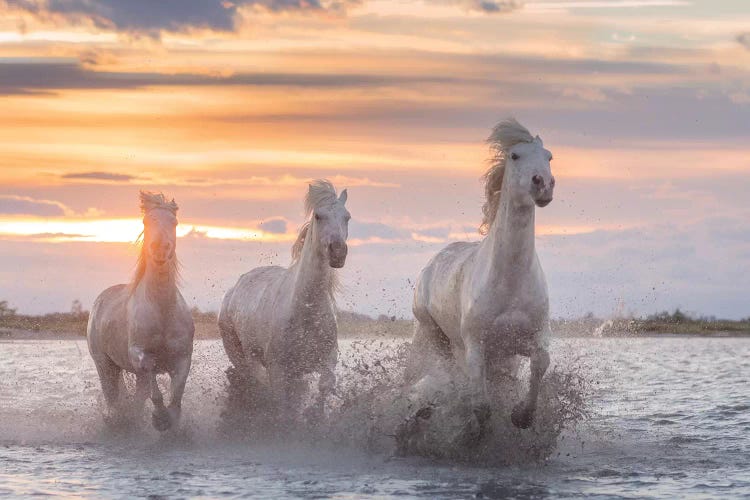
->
(0, 300), (414, 338)
(554, 309), (750, 336)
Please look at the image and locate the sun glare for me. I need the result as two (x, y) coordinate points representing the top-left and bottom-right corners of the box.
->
(0, 218), (298, 244)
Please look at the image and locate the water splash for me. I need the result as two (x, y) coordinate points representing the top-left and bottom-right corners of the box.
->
(220, 337), (589, 464)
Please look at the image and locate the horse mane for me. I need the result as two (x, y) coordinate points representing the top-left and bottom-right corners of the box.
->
(479, 117), (536, 235)
(130, 191), (180, 292)
(290, 179), (341, 297)
(291, 179), (338, 262)
(139, 191), (178, 215)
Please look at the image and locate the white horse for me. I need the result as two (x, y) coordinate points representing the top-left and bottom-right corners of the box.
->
(406, 118), (555, 429)
(219, 180), (350, 417)
(87, 191), (195, 431)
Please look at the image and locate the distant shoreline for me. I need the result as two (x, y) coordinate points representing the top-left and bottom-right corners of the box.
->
(2, 308), (749, 341)
(0, 328), (81, 341)
(3, 327), (750, 342)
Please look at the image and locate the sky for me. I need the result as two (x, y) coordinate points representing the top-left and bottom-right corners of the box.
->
(0, 0), (748, 319)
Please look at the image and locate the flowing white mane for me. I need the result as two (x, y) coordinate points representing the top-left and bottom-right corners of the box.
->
(480, 118), (535, 234)
(291, 179), (338, 262)
(140, 191), (179, 215)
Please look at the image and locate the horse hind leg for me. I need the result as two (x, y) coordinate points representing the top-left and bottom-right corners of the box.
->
(219, 318), (246, 374)
(220, 320), (269, 414)
(404, 314), (451, 385)
(94, 356), (125, 422)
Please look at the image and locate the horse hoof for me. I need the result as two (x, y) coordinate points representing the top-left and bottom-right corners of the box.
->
(152, 409), (172, 432)
(511, 404), (534, 429)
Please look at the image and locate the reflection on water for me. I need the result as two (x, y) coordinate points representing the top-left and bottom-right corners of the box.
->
(1, 337), (749, 498)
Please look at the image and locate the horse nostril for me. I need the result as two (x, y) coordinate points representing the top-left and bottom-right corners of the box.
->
(550, 176), (556, 187)
(532, 175), (543, 186)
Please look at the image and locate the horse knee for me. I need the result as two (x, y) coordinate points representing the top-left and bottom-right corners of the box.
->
(532, 349), (550, 377)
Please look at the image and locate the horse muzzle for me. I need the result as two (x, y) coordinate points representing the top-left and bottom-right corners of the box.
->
(535, 196), (553, 207)
(152, 250), (175, 267)
(532, 175), (555, 207)
(328, 242), (348, 268)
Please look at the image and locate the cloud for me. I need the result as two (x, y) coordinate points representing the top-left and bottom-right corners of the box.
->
(0, 195), (70, 216)
(470, 0), (522, 13)
(2, 0), (336, 36)
(528, 0), (690, 10)
(258, 217), (288, 234)
(538, 215), (750, 320)
(26, 232), (88, 239)
(0, 59), (466, 95)
(61, 171), (136, 182)
(349, 221), (409, 240)
(8, 213), (750, 319)
(738, 33), (750, 50)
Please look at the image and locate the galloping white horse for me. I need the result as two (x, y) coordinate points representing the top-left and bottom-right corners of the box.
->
(87, 191), (194, 431)
(219, 180), (350, 416)
(406, 118), (555, 429)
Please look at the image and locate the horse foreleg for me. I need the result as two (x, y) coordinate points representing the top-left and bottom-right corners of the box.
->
(132, 374), (150, 421)
(129, 346), (172, 432)
(315, 350), (338, 416)
(465, 340), (488, 402)
(511, 346), (550, 429)
(148, 370), (173, 432)
(166, 356), (191, 428)
(270, 366), (305, 424)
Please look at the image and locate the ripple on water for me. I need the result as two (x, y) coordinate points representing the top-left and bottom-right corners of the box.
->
(1, 337), (750, 498)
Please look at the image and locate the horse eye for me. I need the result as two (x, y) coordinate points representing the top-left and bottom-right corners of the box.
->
(314, 213), (321, 220)
(511, 153), (519, 161)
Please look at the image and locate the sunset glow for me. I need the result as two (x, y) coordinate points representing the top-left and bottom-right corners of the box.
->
(0, 0), (748, 318)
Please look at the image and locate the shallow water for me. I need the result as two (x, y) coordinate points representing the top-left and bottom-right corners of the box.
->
(1, 337), (749, 498)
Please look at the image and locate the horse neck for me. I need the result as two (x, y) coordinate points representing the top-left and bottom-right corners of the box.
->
(136, 257), (178, 309)
(478, 183), (536, 279)
(291, 223), (334, 312)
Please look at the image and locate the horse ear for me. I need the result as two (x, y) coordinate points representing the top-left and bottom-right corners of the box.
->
(535, 135), (543, 146)
(339, 189), (348, 204)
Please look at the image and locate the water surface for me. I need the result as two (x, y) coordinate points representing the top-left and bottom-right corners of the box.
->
(1, 337), (748, 498)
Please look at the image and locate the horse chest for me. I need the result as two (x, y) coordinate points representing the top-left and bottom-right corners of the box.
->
(463, 286), (547, 354)
(129, 305), (185, 350)
(267, 311), (337, 373)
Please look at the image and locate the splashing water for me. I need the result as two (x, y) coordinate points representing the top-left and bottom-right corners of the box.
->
(220, 336), (589, 464)
(3, 336), (750, 498)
